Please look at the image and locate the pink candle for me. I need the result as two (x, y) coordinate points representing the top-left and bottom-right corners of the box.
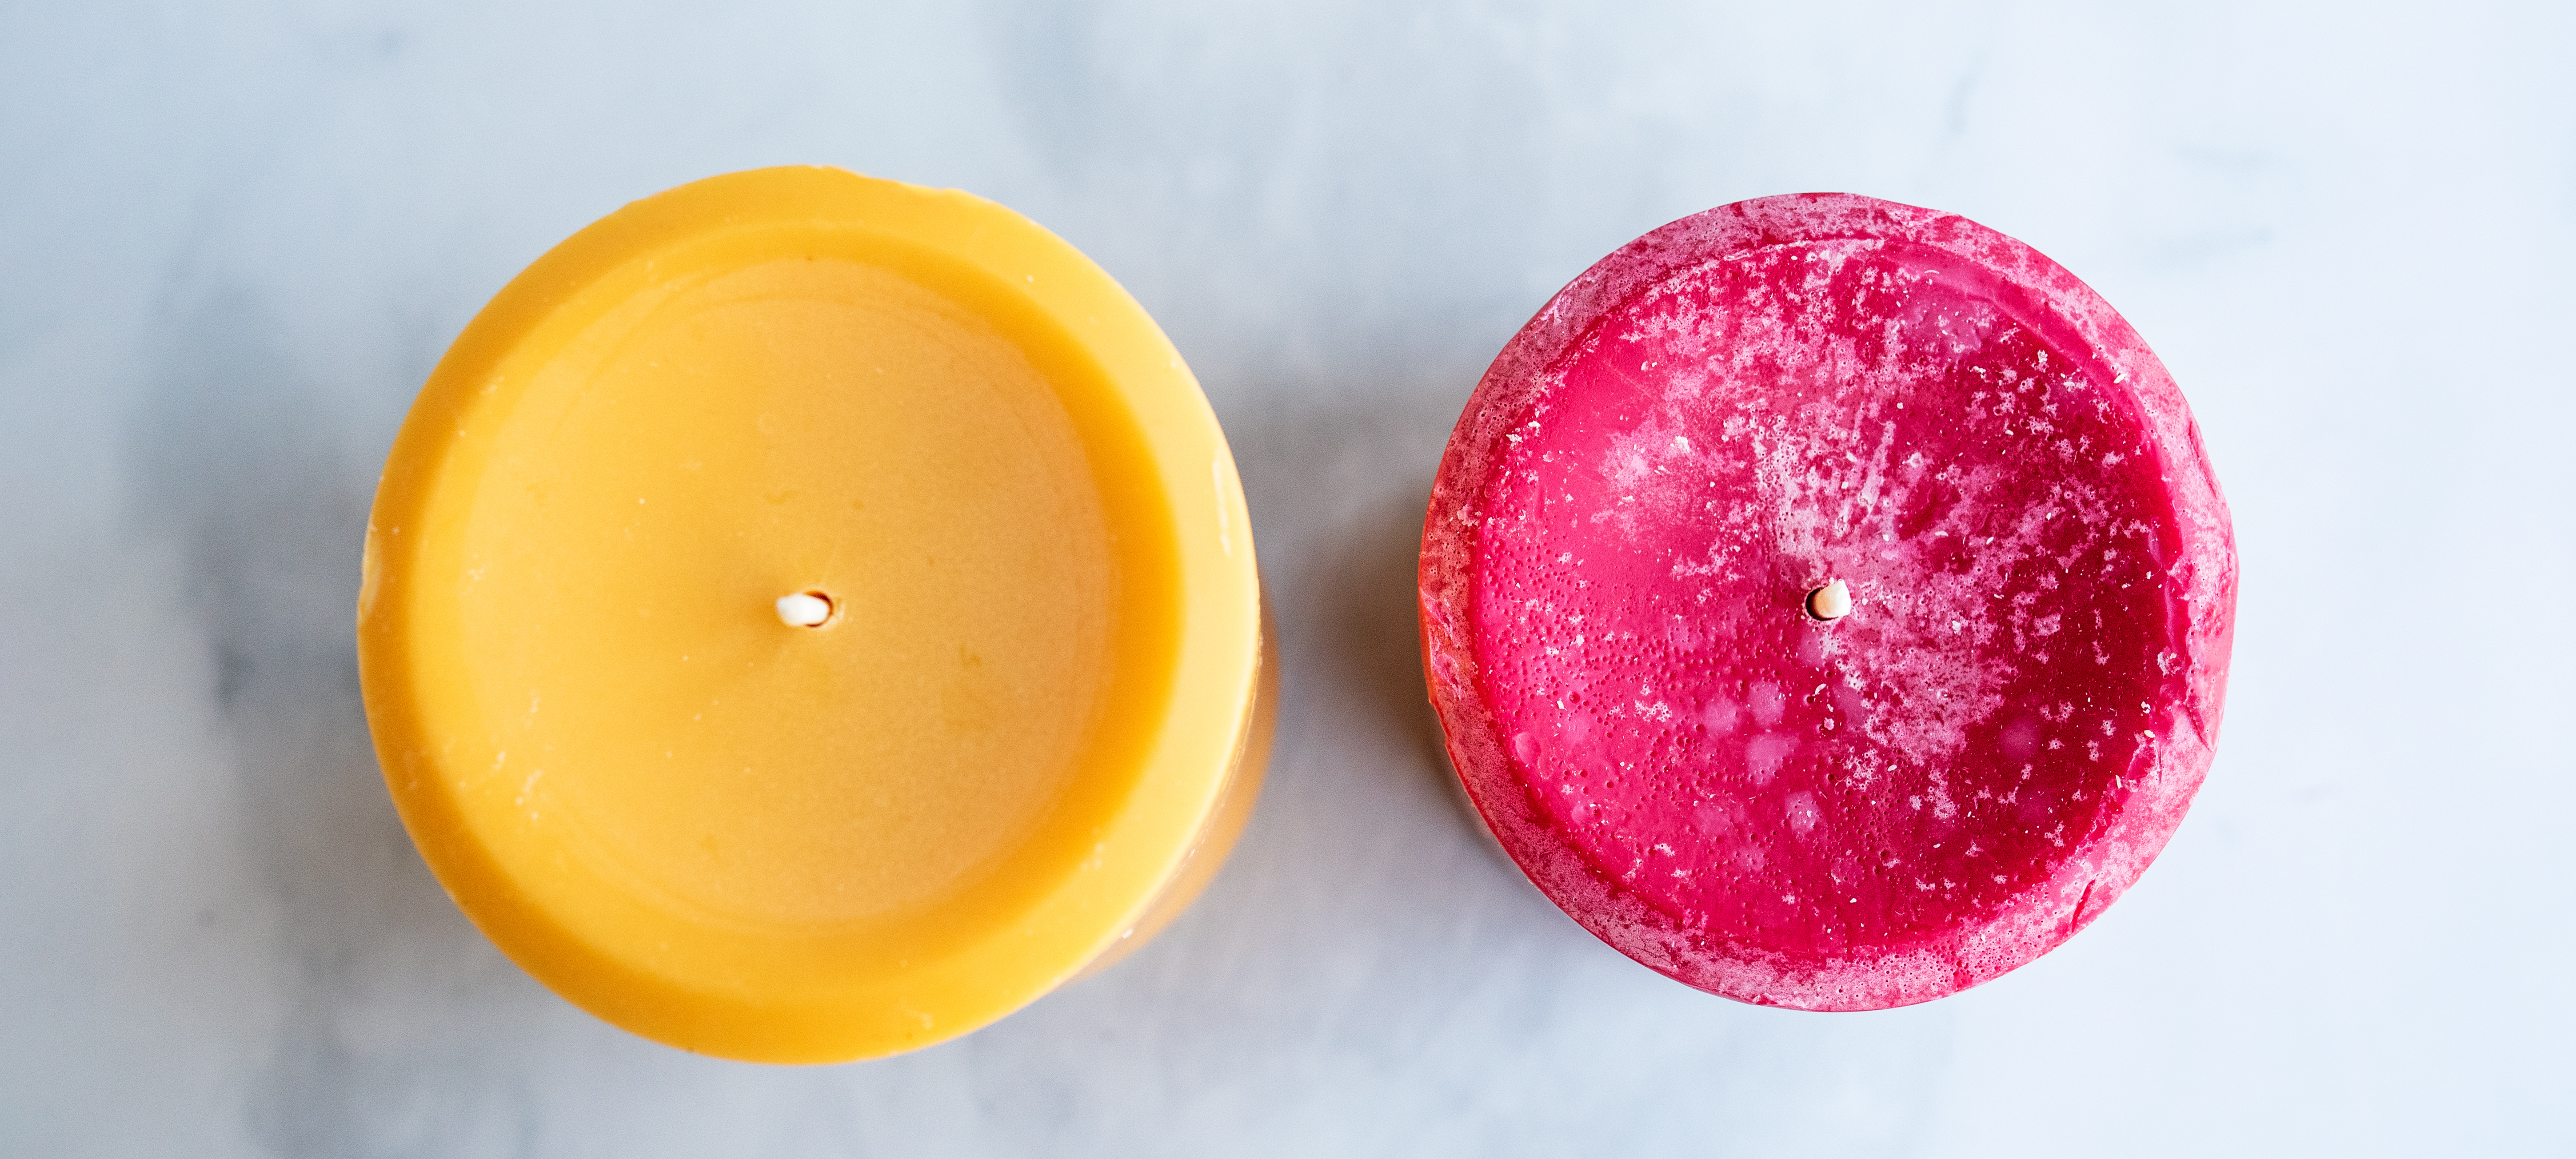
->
(1420, 194), (2235, 1009)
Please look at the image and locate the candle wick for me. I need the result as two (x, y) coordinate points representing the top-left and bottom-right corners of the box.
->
(1805, 580), (1852, 623)
(776, 591), (836, 628)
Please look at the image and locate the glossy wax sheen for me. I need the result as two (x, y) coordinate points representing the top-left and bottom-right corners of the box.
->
(1421, 194), (2234, 1010)
(361, 168), (1268, 1062)
(462, 254), (1133, 931)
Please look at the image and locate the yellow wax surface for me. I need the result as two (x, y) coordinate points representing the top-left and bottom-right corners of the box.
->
(359, 167), (1267, 1063)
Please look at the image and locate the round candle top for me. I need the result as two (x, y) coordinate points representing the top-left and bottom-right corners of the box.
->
(359, 168), (1266, 1062)
(1421, 194), (2234, 1010)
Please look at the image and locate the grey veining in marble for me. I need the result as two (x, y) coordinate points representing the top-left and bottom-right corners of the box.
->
(3, 1), (2570, 1155)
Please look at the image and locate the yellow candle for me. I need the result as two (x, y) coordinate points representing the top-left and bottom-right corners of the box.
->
(357, 167), (1271, 1063)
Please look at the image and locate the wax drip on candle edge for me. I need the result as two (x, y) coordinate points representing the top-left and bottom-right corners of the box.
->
(1805, 580), (1851, 623)
(776, 591), (836, 628)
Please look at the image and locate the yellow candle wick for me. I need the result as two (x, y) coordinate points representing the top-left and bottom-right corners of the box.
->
(776, 591), (835, 628)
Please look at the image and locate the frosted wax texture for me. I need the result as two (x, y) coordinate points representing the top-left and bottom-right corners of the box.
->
(1420, 194), (2235, 1010)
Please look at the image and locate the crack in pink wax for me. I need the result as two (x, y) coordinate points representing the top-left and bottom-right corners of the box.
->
(1422, 195), (2235, 1010)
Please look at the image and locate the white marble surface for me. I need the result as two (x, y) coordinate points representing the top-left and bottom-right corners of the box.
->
(4, 2), (2570, 1154)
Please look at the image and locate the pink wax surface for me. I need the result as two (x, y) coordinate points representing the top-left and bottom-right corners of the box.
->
(1420, 194), (2235, 1010)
